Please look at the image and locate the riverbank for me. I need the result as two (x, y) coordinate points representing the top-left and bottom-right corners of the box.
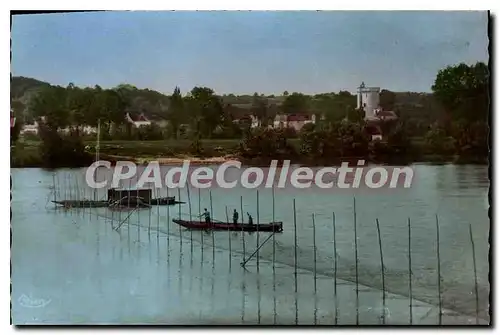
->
(10, 139), (489, 168)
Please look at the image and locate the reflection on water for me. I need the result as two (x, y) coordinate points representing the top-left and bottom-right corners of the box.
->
(11, 164), (490, 324)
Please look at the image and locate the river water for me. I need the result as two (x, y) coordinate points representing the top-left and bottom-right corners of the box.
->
(11, 163), (490, 324)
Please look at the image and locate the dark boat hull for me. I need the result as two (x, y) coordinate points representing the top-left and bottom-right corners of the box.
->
(52, 200), (110, 208)
(173, 219), (283, 232)
(150, 197), (179, 205)
(52, 196), (182, 208)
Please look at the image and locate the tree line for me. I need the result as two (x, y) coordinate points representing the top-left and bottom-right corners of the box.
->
(11, 61), (489, 167)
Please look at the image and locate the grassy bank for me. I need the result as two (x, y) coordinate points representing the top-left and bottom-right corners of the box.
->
(11, 138), (488, 168)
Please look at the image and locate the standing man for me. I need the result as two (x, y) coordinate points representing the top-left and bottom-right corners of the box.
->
(247, 212), (254, 225)
(199, 208), (211, 226)
(233, 209), (239, 224)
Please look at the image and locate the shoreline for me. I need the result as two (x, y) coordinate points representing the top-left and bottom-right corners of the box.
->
(10, 153), (488, 168)
(10, 139), (489, 168)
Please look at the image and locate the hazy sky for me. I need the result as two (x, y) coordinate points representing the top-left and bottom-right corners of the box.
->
(11, 11), (489, 95)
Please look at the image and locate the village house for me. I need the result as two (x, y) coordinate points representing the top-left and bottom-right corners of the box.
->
(272, 113), (316, 132)
(20, 118), (98, 135)
(21, 121), (39, 134)
(125, 112), (151, 128)
(234, 114), (260, 128)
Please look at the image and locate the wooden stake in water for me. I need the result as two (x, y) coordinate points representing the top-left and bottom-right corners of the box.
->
(408, 217), (413, 324)
(273, 268), (277, 325)
(167, 186), (170, 255)
(94, 119), (100, 201)
(435, 214), (442, 325)
(469, 223), (480, 324)
(353, 196), (359, 325)
(82, 183), (86, 218)
(65, 173), (69, 202)
(75, 175), (80, 215)
(111, 189), (115, 230)
(225, 205), (231, 268)
(272, 184), (276, 271)
(156, 188), (160, 238)
(148, 188), (152, 236)
(375, 218), (386, 325)
(210, 190), (214, 265)
(136, 184), (140, 242)
(333, 212), (338, 325)
(186, 182), (193, 250)
(199, 188), (203, 258)
(272, 187), (277, 322)
(52, 173), (56, 209)
(70, 172), (74, 201)
(64, 172), (67, 203)
(293, 198), (298, 293)
(89, 174), (92, 220)
(256, 190), (260, 271)
(127, 180), (131, 230)
(312, 213), (317, 294)
(240, 195), (246, 258)
(178, 188), (182, 249)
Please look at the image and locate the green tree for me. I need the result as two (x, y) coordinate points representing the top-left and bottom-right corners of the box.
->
(282, 92), (310, 114)
(386, 121), (411, 154)
(432, 62), (489, 123)
(251, 93), (268, 126)
(186, 87), (224, 138)
(65, 83), (87, 134)
(345, 107), (364, 123)
(379, 89), (396, 111)
(30, 86), (69, 129)
(10, 116), (21, 146)
(167, 86), (184, 139)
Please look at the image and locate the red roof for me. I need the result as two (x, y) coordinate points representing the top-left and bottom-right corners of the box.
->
(375, 110), (398, 119)
(126, 113), (150, 122)
(287, 114), (312, 122)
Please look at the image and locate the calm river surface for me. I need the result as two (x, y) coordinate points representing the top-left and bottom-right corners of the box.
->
(11, 163), (490, 324)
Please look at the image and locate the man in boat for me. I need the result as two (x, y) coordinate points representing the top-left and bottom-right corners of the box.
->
(199, 208), (212, 225)
(233, 209), (239, 224)
(247, 212), (253, 225)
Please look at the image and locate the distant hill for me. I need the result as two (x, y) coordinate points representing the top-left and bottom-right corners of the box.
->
(11, 76), (53, 123)
(10, 76), (172, 123)
(10, 76), (51, 100)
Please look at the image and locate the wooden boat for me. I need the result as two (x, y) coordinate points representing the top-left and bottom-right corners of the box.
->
(111, 196), (184, 206)
(150, 196), (182, 205)
(52, 196), (183, 208)
(52, 200), (110, 208)
(173, 219), (283, 232)
(109, 196), (151, 208)
(108, 188), (183, 206)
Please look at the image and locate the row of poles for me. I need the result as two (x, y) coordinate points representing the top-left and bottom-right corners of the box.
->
(49, 172), (482, 325)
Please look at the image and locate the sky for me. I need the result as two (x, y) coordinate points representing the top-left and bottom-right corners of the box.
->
(11, 11), (489, 95)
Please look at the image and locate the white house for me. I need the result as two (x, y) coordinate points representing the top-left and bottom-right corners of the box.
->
(232, 114), (261, 128)
(125, 113), (151, 128)
(271, 114), (316, 132)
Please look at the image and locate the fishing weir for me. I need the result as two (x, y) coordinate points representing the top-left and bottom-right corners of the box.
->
(52, 188), (184, 208)
(38, 170), (488, 325)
